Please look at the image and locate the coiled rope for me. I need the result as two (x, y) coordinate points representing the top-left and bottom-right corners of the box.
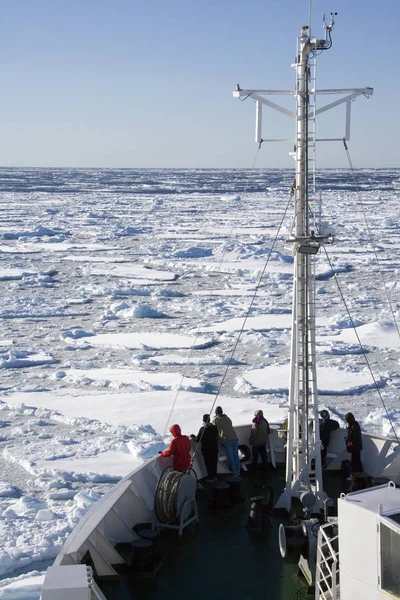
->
(155, 468), (196, 524)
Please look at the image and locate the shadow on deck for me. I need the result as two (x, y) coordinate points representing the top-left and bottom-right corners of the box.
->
(99, 467), (347, 600)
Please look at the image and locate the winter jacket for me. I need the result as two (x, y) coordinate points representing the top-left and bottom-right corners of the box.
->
(345, 421), (363, 452)
(196, 423), (219, 455)
(320, 418), (339, 447)
(212, 414), (238, 443)
(249, 410), (270, 446)
(160, 424), (191, 472)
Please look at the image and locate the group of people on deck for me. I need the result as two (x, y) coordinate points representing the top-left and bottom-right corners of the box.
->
(159, 406), (363, 480)
(159, 407), (271, 481)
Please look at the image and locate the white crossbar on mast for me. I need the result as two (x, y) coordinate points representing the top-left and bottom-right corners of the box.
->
(233, 15), (373, 513)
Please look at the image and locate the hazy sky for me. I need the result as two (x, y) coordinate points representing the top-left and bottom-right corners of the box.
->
(0, 0), (398, 169)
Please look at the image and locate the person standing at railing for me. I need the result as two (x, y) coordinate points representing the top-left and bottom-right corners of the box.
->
(345, 412), (363, 473)
(192, 414), (219, 482)
(319, 409), (339, 467)
(212, 406), (241, 477)
(158, 424), (191, 472)
(249, 409), (270, 470)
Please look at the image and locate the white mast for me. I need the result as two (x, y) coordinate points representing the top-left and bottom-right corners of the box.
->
(233, 15), (373, 512)
(279, 23), (327, 512)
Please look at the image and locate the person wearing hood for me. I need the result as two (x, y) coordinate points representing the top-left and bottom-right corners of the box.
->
(159, 424), (191, 472)
(212, 407), (241, 476)
(319, 409), (339, 467)
(344, 412), (363, 473)
(249, 409), (270, 469)
(194, 414), (219, 482)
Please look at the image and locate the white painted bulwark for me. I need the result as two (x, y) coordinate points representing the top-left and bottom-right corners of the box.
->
(41, 565), (90, 600)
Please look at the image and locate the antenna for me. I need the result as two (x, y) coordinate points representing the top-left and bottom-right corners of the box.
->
(308, 0), (313, 30)
(322, 12), (337, 46)
(324, 11), (337, 30)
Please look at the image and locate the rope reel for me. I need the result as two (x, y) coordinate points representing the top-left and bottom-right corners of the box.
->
(155, 468), (197, 525)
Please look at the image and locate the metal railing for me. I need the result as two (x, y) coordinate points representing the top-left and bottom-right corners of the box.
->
(315, 520), (340, 600)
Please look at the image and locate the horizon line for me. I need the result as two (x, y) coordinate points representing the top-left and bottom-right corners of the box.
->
(0, 165), (398, 171)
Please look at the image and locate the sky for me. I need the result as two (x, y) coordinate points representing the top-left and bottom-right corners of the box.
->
(0, 0), (398, 169)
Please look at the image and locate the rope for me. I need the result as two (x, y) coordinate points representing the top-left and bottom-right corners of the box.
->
(342, 139), (400, 339)
(191, 187), (295, 463)
(155, 467), (198, 523)
(155, 145), (263, 458)
(322, 245), (399, 442)
(155, 469), (185, 524)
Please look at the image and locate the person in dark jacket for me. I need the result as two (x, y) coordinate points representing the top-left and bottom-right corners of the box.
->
(345, 412), (363, 473)
(319, 409), (339, 467)
(195, 414), (219, 482)
(249, 409), (270, 469)
(159, 424), (191, 472)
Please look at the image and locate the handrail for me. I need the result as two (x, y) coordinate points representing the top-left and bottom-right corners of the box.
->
(316, 521), (340, 600)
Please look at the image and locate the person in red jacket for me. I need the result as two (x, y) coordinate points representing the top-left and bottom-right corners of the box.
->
(159, 424), (191, 472)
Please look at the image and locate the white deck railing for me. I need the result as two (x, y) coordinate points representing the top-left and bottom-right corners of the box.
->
(315, 520), (340, 600)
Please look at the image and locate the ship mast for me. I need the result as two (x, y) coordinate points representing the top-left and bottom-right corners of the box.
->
(234, 15), (373, 512)
(279, 23), (328, 512)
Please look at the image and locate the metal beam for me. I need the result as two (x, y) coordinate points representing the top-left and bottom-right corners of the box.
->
(251, 93), (296, 119)
(313, 91), (365, 116)
(233, 87), (372, 97)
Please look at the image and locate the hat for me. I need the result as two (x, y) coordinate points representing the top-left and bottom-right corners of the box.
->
(215, 406), (223, 415)
(203, 414), (210, 423)
(320, 409), (330, 420)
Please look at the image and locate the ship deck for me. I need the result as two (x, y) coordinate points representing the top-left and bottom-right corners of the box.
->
(98, 467), (347, 600)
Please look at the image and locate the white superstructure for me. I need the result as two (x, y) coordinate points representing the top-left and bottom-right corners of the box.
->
(321, 482), (400, 600)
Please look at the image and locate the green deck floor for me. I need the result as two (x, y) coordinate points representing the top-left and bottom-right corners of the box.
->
(99, 467), (347, 600)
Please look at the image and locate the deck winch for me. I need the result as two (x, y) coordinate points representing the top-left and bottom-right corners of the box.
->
(279, 518), (320, 587)
(154, 469), (199, 536)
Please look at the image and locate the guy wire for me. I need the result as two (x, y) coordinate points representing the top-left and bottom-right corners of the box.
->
(191, 186), (295, 462)
(156, 145), (263, 458)
(343, 139), (400, 339)
(322, 244), (398, 443)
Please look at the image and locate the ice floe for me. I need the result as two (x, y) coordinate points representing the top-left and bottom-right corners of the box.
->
(237, 364), (384, 395)
(90, 264), (178, 280)
(0, 350), (58, 369)
(75, 332), (218, 350)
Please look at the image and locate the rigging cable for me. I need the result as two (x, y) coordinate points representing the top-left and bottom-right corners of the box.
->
(191, 186), (295, 463)
(343, 138), (400, 340)
(154, 145), (263, 464)
(322, 245), (399, 443)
